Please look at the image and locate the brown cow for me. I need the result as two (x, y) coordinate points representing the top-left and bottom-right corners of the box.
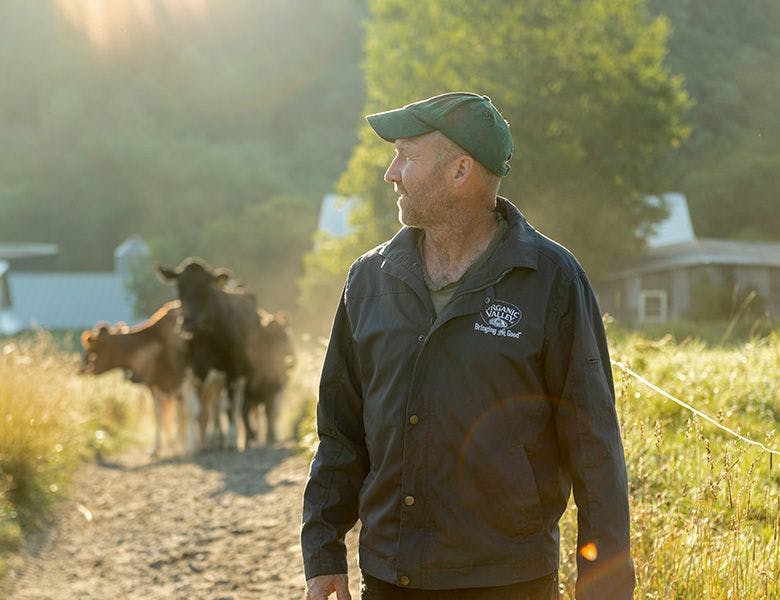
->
(80, 301), (225, 456)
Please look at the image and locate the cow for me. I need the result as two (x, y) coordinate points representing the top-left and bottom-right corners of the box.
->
(156, 258), (295, 449)
(80, 301), (226, 456)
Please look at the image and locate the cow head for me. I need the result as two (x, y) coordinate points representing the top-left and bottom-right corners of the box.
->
(79, 323), (114, 375)
(156, 258), (232, 336)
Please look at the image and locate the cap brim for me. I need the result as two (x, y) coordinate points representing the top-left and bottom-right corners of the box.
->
(366, 107), (434, 142)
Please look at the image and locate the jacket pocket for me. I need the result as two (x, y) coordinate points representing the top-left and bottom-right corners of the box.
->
(462, 443), (544, 539)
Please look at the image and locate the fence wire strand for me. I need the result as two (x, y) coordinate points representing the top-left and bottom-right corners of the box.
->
(611, 359), (780, 458)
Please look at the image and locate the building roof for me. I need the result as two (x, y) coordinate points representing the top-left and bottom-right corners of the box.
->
(317, 194), (359, 238)
(604, 238), (780, 281)
(645, 192), (696, 248)
(0, 242), (59, 261)
(114, 235), (150, 260)
(4, 271), (139, 333)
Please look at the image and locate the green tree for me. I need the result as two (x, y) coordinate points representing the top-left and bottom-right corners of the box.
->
(128, 195), (321, 315)
(301, 0), (690, 317)
(125, 253), (176, 318)
(197, 196), (320, 312)
(649, 0), (780, 240)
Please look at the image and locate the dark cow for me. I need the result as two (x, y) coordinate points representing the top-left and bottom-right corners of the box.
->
(80, 301), (225, 455)
(156, 258), (295, 448)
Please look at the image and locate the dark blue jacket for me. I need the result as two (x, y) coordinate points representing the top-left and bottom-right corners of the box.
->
(302, 198), (634, 598)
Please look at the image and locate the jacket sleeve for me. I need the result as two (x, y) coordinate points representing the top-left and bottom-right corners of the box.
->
(544, 266), (635, 600)
(301, 286), (369, 580)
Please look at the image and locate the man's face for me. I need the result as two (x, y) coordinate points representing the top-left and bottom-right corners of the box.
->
(383, 132), (453, 228)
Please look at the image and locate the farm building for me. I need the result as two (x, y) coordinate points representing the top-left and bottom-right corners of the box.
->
(596, 194), (780, 323)
(0, 236), (149, 335)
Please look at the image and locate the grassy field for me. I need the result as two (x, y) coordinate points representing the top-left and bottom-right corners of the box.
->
(1, 326), (778, 597)
(0, 332), (143, 577)
(568, 328), (780, 598)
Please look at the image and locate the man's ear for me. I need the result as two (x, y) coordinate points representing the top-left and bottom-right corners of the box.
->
(156, 264), (178, 283)
(452, 155), (475, 187)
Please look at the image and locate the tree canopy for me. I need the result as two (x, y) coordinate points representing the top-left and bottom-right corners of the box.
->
(649, 0), (780, 240)
(301, 0), (690, 314)
(0, 0), (365, 312)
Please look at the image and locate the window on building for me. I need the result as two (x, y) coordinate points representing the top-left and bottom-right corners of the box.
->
(639, 290), (667, 323)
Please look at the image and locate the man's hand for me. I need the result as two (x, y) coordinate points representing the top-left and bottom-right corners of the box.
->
(305, 574), (351, 600)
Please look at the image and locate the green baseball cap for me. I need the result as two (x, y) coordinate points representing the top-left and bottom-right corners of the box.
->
(366, 92), (513, 176)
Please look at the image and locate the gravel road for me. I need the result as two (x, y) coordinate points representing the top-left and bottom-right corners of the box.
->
(3, 444), (361, 599)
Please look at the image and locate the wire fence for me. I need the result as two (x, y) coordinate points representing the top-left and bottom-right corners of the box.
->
(611, 359), (780, 459)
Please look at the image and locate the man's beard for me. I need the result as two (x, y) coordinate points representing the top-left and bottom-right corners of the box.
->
(396, 171), (450, 228)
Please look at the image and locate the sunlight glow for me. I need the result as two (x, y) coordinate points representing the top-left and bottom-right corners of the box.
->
(55, 0), (211, 49)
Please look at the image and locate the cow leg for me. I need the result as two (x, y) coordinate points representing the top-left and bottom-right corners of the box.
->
(175, 368), (199, 452)
(242, 398), (257, 448)
(265, 393), (279, 445)
(179, 369), (201, 453)
(163, 393), (180, 455)
(201, 369), (226, 451)
(150, 388), (165, 457)
(209, 383), (229, 450)
(174, 390), (184, 453)
(227, 377), (246, 451)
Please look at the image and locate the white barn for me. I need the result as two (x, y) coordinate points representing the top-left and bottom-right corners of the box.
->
(0, 236), (149, 335)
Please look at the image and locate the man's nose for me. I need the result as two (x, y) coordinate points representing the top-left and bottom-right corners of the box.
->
(383, 156), (400, 184)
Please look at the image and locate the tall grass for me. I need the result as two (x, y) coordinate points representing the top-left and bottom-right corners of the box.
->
(557, 331), (780, 598)
(0, 332), (141, 575)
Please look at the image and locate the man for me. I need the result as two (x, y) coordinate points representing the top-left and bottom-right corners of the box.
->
(302, 92), (634, 599)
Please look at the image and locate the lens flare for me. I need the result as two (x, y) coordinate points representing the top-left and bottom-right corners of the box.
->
(579, 542), (599, 561)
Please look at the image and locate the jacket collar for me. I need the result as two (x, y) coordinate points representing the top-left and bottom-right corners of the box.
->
(378, 196), (540, 281)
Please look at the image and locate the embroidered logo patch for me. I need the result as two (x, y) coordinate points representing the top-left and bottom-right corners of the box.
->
(482, 300), (522, 329)
(475, 300), (523, 338)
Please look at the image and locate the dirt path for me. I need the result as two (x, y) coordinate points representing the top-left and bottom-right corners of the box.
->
(2, 444), (361, 599)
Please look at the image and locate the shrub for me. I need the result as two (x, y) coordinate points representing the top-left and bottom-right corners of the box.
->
(0, 332), (139, 575)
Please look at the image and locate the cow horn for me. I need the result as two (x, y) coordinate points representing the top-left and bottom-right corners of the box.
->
(214, 268), (233, 288)
(156, 263), (178, 283)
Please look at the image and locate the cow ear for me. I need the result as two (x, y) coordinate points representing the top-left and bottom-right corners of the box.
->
(80, 330), (94, 350)
(156, 264), (178, 283)
(214, 268), (233, 288)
